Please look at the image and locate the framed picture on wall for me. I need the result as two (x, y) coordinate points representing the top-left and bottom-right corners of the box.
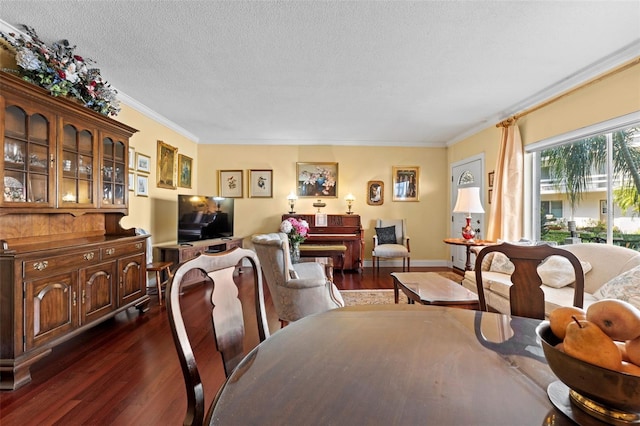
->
(128, 172), (135, 191)
(128, 147), (135, 170)
(219, 170), (243, 198)
(135, 174), (149, 197)
(367, 180), (384, 205)
(178, 154), (193, 188)
(248, 169), (273, 198)
(157, 140), (178, 189)
(488, 171), (495, 187)
(392, 166), (419, 201)
(296, 162), (338, 197)
(136, 153), (151, 173)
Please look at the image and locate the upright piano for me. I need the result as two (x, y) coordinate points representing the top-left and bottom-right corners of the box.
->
(282, 214), (364, 271)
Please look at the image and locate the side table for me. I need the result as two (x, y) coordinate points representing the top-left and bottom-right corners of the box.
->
(298, 256), (334, 282)
(443, 238), (494, 271)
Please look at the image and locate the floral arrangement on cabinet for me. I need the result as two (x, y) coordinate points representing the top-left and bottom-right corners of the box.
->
(0, 24), (120, 116)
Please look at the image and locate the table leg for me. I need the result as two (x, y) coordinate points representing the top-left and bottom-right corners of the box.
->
(465, 246), (473, 271)
(393, 277), (399, 304)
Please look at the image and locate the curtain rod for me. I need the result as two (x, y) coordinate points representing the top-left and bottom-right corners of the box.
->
(496, 56), (640, 128)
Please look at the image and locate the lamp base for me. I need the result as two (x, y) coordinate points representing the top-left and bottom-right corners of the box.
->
(461, 216), (476, 241)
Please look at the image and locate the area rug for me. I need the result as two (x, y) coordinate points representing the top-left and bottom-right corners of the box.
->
(340, 271), (463, 306)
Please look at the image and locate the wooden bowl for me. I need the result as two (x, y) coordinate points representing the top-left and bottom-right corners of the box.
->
(536, 321), (640, 413)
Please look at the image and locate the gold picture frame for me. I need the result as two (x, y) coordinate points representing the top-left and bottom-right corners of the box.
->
(157, 140), (177, 189)
(219, 170), (244, 198)
(296, 162), (338, 197)
(367, 180), (384, 205)
(392, 166), (419, 202)
(178, 154), (192, 188)
(248, 169), (273, 198)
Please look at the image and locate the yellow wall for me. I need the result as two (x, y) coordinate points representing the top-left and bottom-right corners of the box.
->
(446, 60), (640, 238)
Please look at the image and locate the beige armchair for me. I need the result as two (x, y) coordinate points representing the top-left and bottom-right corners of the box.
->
(372, 218), (410, 272)
(252, 233), (344, 326)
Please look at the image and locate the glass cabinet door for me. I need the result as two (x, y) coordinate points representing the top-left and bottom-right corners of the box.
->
(60, 123), (96, 207)
(2, 104), (54, 206)
(101, 136), (127, 207)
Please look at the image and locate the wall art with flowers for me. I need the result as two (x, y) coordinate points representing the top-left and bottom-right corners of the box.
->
(219, 170), (243, 198)
(296, 162), (338, 197)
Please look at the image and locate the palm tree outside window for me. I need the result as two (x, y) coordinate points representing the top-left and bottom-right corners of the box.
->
(529, 114), (640, 250)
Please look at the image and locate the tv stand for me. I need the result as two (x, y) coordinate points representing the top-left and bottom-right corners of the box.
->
(155, 237), (243, 287)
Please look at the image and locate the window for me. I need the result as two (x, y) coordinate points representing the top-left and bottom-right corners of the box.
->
(527, 112), (640, 250)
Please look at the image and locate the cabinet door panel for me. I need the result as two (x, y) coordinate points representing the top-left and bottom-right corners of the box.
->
(25, 272), (76, 350)
(80, 262), (116, 324)
(118, 253), (145, 306)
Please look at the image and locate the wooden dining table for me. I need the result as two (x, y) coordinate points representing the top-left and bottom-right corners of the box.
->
(209, 305), (576, 425)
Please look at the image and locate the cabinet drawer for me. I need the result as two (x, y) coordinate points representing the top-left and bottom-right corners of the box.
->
(23, 249), (100, 280)
(101, 241), (145, 259)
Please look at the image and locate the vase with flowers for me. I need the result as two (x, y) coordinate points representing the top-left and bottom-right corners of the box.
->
(0, 24), (120, 116)
(279, 217), (309, 263)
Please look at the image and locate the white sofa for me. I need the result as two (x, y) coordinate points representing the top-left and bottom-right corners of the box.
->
(461, 243), (640, 317)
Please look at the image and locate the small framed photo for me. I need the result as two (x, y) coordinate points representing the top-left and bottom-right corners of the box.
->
(135, 174), (149, 197)
(219, 170), (243, 198)
(296, 162), (338, 197)
(136, 153), (151, 174)
(248, 169), (273, 198)
(367, 180), (384, 206)
(392, 166), (419, 202)
(128, 146), (135, 170)
(315, 213), (328, 227)
(488, 171), (495, 188)
(157, 140), (177, 189)
(178, 154), (193, 188)
(488, 189), (493, 204)
(128, 171), (135, 191)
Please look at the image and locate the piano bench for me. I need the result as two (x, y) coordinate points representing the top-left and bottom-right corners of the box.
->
(299, 244), (347, 271)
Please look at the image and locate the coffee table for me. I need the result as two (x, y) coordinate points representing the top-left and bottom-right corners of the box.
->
(391, 272), (479, 309)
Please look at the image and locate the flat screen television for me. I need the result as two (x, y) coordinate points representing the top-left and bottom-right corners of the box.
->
(177, 195), (234, 243)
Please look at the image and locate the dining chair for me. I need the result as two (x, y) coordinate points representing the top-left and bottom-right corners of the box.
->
(166, 247), (270, 426)
(251, 232), (344, 327)
(474, 242), (584, 319)
(372, 218), (410, 272)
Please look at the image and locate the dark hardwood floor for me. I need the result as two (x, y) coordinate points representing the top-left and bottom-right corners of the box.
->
(0, 266), (456, 425)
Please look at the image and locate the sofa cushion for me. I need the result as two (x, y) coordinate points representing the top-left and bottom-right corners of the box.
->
(537, 256), (593, 288)
(375, 226), (397, 245)
(593, 264), (640, 309)
(489, 253), (515, 274)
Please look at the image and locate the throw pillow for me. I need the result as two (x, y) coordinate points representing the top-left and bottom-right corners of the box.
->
(536, 256), (593, 288)
(593, 264), (640, 309)
(375, 226), (397, 245)
(489, 252), (515, 275)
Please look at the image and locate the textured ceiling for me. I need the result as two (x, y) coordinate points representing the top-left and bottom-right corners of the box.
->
(1, 1), (639, 146)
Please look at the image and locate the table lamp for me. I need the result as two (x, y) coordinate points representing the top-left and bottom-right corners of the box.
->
(345, 193), (355, 214)
(452, 187), (484, 241)
(287, 191), (298, 214)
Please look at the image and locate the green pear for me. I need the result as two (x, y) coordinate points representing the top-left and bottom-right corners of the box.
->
(564, 316), (622, 371)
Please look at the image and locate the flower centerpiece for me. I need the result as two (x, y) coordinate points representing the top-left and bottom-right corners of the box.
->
(0, 24), (120, 116)
(280, 217), (309, 262)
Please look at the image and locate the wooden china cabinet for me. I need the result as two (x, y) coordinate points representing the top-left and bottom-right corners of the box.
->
(0, 72), (150, 390)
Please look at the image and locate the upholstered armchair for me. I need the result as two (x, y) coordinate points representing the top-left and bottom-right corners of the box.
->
(372, 218), (410, 272)
(251, 233), (344, 325)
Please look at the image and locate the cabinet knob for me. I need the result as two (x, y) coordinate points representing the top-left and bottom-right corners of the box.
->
(83, 252), (95, 260)
(135, 243), (142, 249)
(105, 248), (116, 256)
(33, 261), (48, 271)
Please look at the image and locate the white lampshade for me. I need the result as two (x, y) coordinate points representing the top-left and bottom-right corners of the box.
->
(453, 187), (485, 215)
(287, 191), (298, 201)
